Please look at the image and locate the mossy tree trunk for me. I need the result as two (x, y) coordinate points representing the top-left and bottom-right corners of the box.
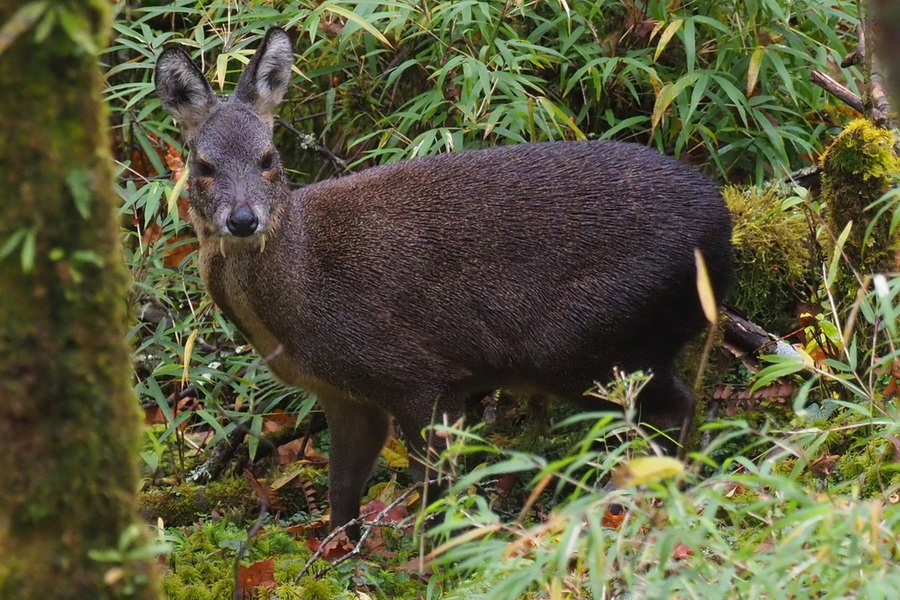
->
(0, 2), (161, 598)
(870, 0), (900, 108)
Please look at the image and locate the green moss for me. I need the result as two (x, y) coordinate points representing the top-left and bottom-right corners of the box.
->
(725, 185), (817, 330)
(140, 478), (257, 526)
(293, 577), (349, 600)
(821, 119), (899, 284)
(834, 436), (899, 497)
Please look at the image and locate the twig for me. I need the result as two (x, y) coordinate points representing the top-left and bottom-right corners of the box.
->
(809, 70), (872, 116)
(233, 485), (269, 600)
(295, 482), (427, 581)
(275, 117), (351, 175)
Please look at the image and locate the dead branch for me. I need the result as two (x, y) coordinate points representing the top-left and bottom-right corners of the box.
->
(809, 70), (871, 116)
(295, 482), (428, 581)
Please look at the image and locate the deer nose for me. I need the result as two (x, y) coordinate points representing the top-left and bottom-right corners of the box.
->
(226, 207), (259, 237)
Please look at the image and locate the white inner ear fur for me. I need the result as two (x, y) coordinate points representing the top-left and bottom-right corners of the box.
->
(158, 55), (214, 132)
(254, 34), (293, 107)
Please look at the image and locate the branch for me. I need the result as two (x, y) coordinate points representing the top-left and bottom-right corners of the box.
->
(276, 117), (351, 175)
(233, 486), (269, 600)
(809, 70), (867, 115)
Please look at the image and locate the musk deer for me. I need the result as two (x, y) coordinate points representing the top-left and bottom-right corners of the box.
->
(155, 28), (733, 537)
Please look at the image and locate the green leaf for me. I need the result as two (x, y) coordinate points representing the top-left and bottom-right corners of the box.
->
(66, 167), (92, 219)
(21, 228), (36, 273)
(56, 5), (99, 55)
(752, 354), (805, 391)
(683, 18), (695, 73)
(711, 74), (748, 125)
(215, 52), (230, 91)
(827, 221), (853, 287)
(0, 228), (26, 260)
(71, 250), (105, 267)
(33, 5), (55, 43)
(249, 414), (263, 460)
(766, 48), (797, 102)
(320, 4), (392, 48)
(0, 1), (48, 57)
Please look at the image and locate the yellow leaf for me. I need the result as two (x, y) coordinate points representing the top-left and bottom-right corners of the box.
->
(694, 249), (718, 325)
(366, 480), (397, 502)
(215, 52), (229, 91)
(182, 329), (199, 387)
(380, 436), (409, 469)
(747, 47), (764, 96)
(271, 467), (302, 491)
(168, 163), (190, 215)
(651, 75), (694, 130)
(794, 345), (816, 369)
(612, 456), (684, 488)
(655, 20), (683, 62)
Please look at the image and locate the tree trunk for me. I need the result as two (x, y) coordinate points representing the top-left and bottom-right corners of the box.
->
(0, 2), (161, 598)
(869, 0), (900, 107)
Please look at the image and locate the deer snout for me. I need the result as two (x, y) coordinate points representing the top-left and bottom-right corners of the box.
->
(226, 206), (259, 237)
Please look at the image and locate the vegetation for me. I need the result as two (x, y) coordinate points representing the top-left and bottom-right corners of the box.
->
(3, 0), (899, 598)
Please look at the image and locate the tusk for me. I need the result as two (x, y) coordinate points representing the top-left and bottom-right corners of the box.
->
(259, 234), (266, 254)
(219, 237), (226, 258)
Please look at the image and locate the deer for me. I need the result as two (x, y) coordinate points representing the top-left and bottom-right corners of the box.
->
(155, 28), (733, 539)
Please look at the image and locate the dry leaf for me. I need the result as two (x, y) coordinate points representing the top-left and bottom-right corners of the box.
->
(381, 436), (409, 469)
(237, 558), (275, 599)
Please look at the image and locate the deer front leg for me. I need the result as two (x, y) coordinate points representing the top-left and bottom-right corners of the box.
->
(320, 394), (390, 540)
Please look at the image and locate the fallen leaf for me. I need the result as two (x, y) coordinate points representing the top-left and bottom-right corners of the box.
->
(361, 499), (408, 524)
(602, 506), (625, 529)
(278, 439), (304, 465)
(672, 542), (693, 560)
(237, 558), (275, 599)
(381, 436), (409, 469)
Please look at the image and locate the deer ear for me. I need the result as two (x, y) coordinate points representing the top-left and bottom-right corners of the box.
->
(232, 28), (294, 130)
(155, 46), (216, 142)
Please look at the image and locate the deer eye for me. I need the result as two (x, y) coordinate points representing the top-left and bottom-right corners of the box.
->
(260, 153), (276, 171)
(194, 159), (215, 178)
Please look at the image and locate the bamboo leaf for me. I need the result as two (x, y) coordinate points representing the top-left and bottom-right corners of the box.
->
(182, 329), (199, 387)
(651, 74), (695, 130)
(694, 249), (718, 325)
(747, 47), (764, 95)
(321, 4), (392, 48)
(655, 20), (682, 62)
(827, 221), (853, 287)
(167, 164), (190, 215)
